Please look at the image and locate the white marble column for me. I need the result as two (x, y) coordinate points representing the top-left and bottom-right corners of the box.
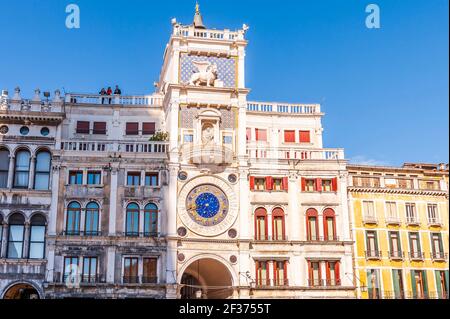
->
(23, 222), (30, 258)
(288, 173), (300, 241)
(1, 222), (8, 258)
(106, 247), (116, 283)
(48, 165), (61, 236)
(239, 169), (250, 240)
(28, 155), (36, 189)
(108, 167), (119, 235)
(6, 155), (15, 189)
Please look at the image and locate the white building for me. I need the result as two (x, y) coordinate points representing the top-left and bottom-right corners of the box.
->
(0, 6), (354, 299)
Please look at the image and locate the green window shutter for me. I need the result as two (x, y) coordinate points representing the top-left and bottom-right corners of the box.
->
(422, 270), (429, 298)
(438, 233), (443, 252)
(374, 232), (379, 251)
(435, 271), (443, 299)
(393, 270), (400, 298)
(417, 233), (422, 253)
(411, 270), (417, 298)
(445, 271), (449, 297)
(388, 232), (393, 253)
(430, 233), (435, 255)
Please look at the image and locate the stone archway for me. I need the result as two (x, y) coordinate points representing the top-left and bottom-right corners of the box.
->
(179, 258), (234, 299)
(2, 283), (41, 299)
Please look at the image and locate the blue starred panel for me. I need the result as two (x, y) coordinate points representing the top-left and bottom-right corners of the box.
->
(186, 184), (229, 227)
(180, 54), (236, 88)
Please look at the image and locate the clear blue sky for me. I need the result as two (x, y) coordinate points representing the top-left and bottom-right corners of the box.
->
(0, 0), (448, 166)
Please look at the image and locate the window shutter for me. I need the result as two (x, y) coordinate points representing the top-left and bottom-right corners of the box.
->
(76, 121), (90, 134)
(410, 270), (417, 298)
(301, 178), (306, 191)
(435, 271), (443, 299)
(282, 177), (289, 191)
(143, 122), (156, 135)
(325, 262), (331, 282)
(93, 122), (106, 135)
(249, 176), (255, 190)
(335, 262), (340, 283)
(246, 128), (251, 141)
(392, 270), (400, 298)
(332, 177), (338, 192)
(126, 122), (139, 135)
(316, 178), (322, 192)
(299, 130), (311, 143)
(422, 270), (428, 298)
(284, 130), (295, 143)
(445, 271), (450, 295)
(266, 176), (273, 191)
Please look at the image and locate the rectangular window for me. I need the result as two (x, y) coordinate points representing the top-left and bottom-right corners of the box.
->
(322, 179), (332, 192)
(256, 261), (269, 286)
(392, 269), (405, 299)
(326, 261), (340, 286)
(308, 216), (318, 241)
(366, 231), (379, 257)
(367, 269), (381, 299)
(405, 203), (417, 223)
(123, 257), (139, 284)
(411, 270), (427, 299)
(82, 257), (98, 283)
(69, 171), (83, 185)
(125, 122), (139, 135)
(64, 257), (79, 283)
(389, 231), (402, 258)
(143, 258), (157, 284)
(409, 232), (422, 258)
(93, 122), (107, 135)
(87, 171), (101, 185)
(435, 271), (448, 299)
(431, 233), (443, 259)
(184, 134), (194, 143)
(363, 201), (376, 217)
(305, 179), (316, 192)
(427, 204), (439, 223)
(273, 178), (283, 191)
(127, 172), (141, 186)
(29, 225), (45, 259)
(274, 261), (287, 286)
(0, 150), (9, 188)
(223, 135), (233, 144)
(142, 122), (156, 135)
(255, 215), (267, 240)
(273, 216), (284, 241)
(7, 225), (24, 258)
(309, 261), (321, 286)
(284, 130), (296, 143)
(145, 173), (159, 187)
(255, 129), (267, 142)
(76, 121), (90, 134)
(299, 130), (311, 143)
(386, 202), (397, 218)
(255, 178), (266, 191)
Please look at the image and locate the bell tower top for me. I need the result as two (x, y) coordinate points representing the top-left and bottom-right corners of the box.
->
(193, 1), (206, 29)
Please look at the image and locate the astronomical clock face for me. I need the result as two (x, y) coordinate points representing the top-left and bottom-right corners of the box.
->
(178, 176), (238, 237)
(186, 184), (229, 227)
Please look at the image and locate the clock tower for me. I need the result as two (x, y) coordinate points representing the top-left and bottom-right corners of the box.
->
(159, 4), (250, 298)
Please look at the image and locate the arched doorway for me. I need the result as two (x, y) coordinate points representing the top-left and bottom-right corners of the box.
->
(3, 283), (40, 299)
(180, 258), (234, 299)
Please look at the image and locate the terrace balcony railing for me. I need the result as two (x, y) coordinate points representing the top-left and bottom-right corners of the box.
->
(247, 146), (344, 161)
(362, 215), (378, 225)
(385, 216), (402, 225)
(307, 279), (342, 288)
(60, 140), (168, 156)
(431, 252), (448, 261)
(427, 217), (443, 227)
(65, 93), (163, 107)
(247, 101), (321, 114)
(409, 251), (425, 261)
(388, 251), (405, 260)
(406, 217), (421, 226)
(253, 279), (290, 288)
(365, 250), (383, 260)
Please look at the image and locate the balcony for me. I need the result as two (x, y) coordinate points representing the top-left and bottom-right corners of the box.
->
(428, 218), (443, 227)
(409, 252), (425, 261)
(61, 230), (102, 237)
(362, 215), (378, 225)
(173, 24), (244, 41)
(247, 101), (321, 115)
(388, 251), (404, 261)
(307, 279), (342, 288)
(65, 93), (163, 107)
(122, 276), (158, 284)
(180, 143), (234, 165)
(385, 216), (402, 225)
(247, 146), (344, 161)
(431, 252), (448, 261)
(253, 279), (289, 288)
(253, 235), (289, 242)
(124, 186), (161, 199)
(65, 184), (105, 198)
(61, 273), (103, 284)
(305, 236), (341, 243)
(122, 232), (160, 238)
(365, 250), (383, 260)
(61, 140), (168, 157)
(406, 217), (421, 226)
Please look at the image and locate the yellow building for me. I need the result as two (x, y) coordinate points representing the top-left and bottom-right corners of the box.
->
(348, 163), (449, 299)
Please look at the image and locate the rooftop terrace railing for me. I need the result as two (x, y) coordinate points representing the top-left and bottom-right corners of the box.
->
(247, 146), (344, 161)
(60, 140), (168, 155)
(65, 93), (163, 107)
(173, 25), (242, 41)
(247, 102), (321, 114)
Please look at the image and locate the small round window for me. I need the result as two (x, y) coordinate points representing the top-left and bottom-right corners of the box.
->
(178, 171), (188, 181)
(40, 127), (50, 136)
(20, 126), (30, 136)
(0, 125), (8, 135)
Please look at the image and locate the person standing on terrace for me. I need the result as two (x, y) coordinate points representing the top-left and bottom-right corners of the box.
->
(114, 85), (122, 95)
(106, 86), (112, 104)
(99, 88), (106, 104)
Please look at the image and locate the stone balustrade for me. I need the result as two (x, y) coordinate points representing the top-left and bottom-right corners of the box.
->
(247, 146), (345, 161)
(247, 101), (321, 114)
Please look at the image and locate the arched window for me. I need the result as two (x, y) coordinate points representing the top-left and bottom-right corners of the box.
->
(85, 202), (100, 236)
(306, 209), (319, 241)
(7, 213), (25, 258)
(34, 151), (51, 190)
(14, 150), (30, 188)
(254, 208), (268, 240)
(29, 214), (46, 259)
(144, 203), (158, 237)
(66, 202), (81, 236)
(0, 148), (9, 188)
(126, 203), (140, 237)
(272, 208), (285, 241)
(323, 208), (337, 241)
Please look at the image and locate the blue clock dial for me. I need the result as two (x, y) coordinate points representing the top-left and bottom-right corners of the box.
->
(186, 184), (229, 227)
